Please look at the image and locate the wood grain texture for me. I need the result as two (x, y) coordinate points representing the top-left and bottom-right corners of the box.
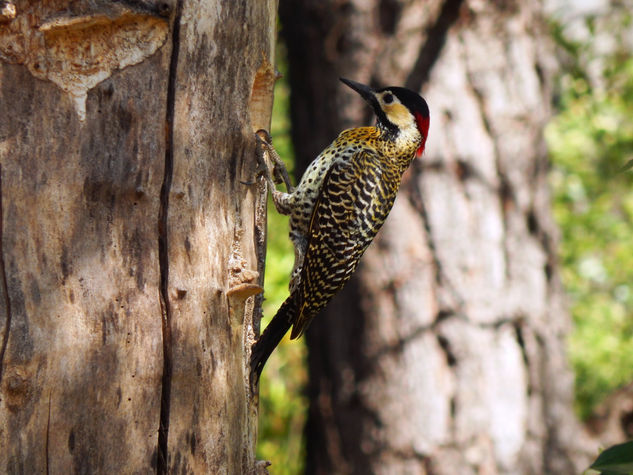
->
(0, 0), (277, 472)
(164, 1), (277, 471)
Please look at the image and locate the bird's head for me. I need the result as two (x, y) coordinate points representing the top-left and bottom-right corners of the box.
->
(340, 78), (430, 157)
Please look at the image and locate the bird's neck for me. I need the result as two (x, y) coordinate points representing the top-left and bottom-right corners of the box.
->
(377, 123), (421, 168)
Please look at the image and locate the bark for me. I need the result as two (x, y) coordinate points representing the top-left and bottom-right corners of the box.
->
(280, 0), (596, 473)
(0, 1), (276, 473)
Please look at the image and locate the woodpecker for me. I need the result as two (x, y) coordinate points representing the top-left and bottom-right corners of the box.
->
(251, 78), (429, 385)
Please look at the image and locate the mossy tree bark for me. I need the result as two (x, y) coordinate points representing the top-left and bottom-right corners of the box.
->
(280, 0), (596, 473)
(0, 1), (276, 472)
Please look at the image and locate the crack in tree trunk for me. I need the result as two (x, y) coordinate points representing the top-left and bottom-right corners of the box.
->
(45, 390), (52, 475)
(157, 2), (183, 472)
(404, 0), (465, 91)
(0, 165), (11, 387)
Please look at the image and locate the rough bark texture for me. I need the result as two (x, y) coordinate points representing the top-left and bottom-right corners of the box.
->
(280, 0), (596, 473)
(0, 1), (276, 473)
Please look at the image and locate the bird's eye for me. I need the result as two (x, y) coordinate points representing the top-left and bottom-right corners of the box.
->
(383, 93), (394, 104)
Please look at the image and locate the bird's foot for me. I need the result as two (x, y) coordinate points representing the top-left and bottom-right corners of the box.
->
(255, 129), (294, 193)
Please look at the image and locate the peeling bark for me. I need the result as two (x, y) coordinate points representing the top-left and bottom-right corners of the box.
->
(0, 2), (169, 119)
(0, 0), (277, 472)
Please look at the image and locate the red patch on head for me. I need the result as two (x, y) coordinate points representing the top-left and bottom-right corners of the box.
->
(414, 112), (430, 158)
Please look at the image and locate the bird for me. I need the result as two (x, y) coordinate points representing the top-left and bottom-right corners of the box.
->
(251, 78), (430, 386)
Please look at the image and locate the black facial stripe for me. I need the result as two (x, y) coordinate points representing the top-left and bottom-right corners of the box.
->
(376, 114), (399, 139)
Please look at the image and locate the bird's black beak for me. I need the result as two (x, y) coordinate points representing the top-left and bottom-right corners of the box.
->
(340, 78), (388, 128)
(340, 78), (375, 103)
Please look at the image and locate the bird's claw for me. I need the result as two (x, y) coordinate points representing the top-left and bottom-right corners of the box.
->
(254, 130), (294, 193)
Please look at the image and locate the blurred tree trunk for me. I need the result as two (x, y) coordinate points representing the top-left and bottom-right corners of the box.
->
(280, 0), (596, 473)
(0, 0), (276, 473)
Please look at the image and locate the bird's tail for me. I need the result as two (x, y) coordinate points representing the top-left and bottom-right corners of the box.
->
(250, 296), (298, 387)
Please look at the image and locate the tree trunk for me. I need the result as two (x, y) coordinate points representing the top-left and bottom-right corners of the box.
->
(0, 1), (276, 472)
(280, 0), (596, 473)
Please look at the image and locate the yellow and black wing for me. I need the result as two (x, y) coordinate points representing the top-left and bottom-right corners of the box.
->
(289, 148), (399, 339)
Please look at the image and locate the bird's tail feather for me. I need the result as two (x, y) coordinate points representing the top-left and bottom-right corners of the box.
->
(250, 296), (297, 387)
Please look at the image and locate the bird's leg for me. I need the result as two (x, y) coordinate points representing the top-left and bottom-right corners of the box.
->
(288, 233), (308, 293)
(255, 129), (294, 193)
(253, 130), (295, 216)
(245, 133), (275, 187)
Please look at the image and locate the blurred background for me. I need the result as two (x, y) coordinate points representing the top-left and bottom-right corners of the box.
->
(257, 0), (633, 473)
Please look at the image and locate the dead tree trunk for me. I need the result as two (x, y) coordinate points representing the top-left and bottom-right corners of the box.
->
(0, 1), (276, 472)
(280, 0), (596, 473)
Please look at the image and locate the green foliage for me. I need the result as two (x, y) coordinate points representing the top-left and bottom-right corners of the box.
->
(547, 12), (633, 419)
(590, 440), (633, 474)
(256, 50), (307, 475)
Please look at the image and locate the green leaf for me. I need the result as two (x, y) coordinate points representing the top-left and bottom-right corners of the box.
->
(590, 441), (633, 473)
